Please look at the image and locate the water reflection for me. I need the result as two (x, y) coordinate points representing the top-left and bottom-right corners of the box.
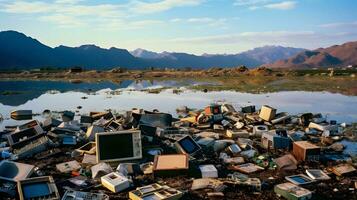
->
(0, 80), (214, 106)
(1, 88), (356, 130)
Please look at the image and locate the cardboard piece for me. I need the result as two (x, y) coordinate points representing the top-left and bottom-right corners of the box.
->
(0, 161), (34, 182)
(153, 154), (189, 177)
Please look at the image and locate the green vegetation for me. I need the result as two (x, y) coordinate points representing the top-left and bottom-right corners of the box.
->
(1, 90), (24, 95)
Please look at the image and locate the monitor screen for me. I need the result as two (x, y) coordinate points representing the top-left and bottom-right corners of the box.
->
(178, 136), (200, 154)
(289, 176), (311, 184)
(23, 183), (51, 199)
(98, 133), (134, 160)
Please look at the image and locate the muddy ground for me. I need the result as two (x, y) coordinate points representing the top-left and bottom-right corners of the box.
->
(2, 140), (355, 200)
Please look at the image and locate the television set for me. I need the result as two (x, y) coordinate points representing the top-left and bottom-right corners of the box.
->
(96, 130), (142, 163)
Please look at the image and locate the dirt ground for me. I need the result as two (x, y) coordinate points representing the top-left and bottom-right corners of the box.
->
(2, 142), (355, 200)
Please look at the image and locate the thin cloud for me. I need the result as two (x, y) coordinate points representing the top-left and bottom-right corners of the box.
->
(0, 0), (170, 29)
(234, 0), (271, 6)
(39, 14), (85, 28)
(0, 0), (206, 29)
(234, 0), (297, 10)
(170, 17), (227, 27)
(55, 0), (84, 4)
(320, 21), (357, 28)
(264, 1), (296, 10)
(129, 0), (204, 14)
(168, 30), (357, 50)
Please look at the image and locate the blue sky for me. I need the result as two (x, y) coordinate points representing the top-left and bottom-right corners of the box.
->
(0, 0), (357, 54)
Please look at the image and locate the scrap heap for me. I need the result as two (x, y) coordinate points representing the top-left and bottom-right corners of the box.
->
(0, 104), (356, 200)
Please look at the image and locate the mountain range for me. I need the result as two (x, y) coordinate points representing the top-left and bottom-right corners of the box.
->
(265, 41), (357, 68)
(0, 30), (306, 70)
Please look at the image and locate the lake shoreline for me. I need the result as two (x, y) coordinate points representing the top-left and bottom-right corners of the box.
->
(0, 67), (356, 95)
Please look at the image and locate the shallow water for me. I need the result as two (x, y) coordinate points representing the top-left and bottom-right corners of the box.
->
(0, 80), (357, 130)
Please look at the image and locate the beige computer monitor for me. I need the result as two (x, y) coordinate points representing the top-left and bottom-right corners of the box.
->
(96, 130), (142, 163)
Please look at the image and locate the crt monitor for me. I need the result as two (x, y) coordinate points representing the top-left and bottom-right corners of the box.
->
(96, 130), (142, 163)
(175, 135), (201, 155)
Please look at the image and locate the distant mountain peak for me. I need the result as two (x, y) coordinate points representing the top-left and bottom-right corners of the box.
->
(264, 41), (357, 68)
(130, 48), (176, 60)
(0, 30), (26, 36)
(79, 44), (101, 50)
(2, 30), (350, 70)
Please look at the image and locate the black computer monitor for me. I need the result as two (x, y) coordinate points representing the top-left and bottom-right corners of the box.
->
(175, 135), (201, 155)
